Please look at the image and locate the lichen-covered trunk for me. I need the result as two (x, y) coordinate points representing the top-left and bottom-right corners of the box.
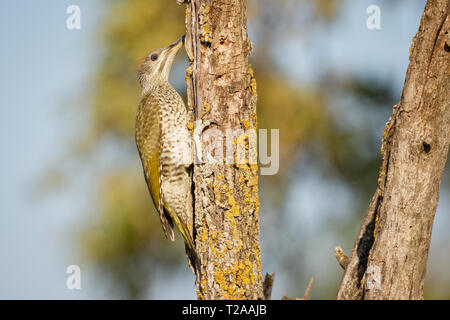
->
(180, 0), (263, 299)
(337, 0), (450, 300)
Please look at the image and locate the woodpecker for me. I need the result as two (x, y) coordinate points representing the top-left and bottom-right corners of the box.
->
(135, 36), (199, 274)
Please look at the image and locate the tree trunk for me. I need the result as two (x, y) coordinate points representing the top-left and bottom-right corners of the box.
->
(337, 0), (450, 300)
(180, 0), (264, 299)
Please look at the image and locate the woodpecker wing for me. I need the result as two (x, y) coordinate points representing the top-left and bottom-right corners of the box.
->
(135, 94), (175, 241)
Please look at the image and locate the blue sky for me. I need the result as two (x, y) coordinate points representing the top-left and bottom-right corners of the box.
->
(0, 0), (448, 299)
(0, 0), (105, 298)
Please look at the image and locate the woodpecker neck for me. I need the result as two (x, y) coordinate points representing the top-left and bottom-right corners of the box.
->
(141, 79), (174, 98)
(141, 78), (168, 97)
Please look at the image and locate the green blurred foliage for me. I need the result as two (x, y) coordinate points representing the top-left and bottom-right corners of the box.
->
(60, 0), (448, 299)
(80, 171), (183, 298)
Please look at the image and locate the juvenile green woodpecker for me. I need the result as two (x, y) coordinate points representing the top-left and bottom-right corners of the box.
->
(135, 36), (199, 273)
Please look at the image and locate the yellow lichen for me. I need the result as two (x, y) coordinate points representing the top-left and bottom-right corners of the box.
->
(374, 215), (379, 237)
(249, 66), (254, 77)
(210, 227), (217, 240)
(211, 254), (258, 299)
(242, 119), (251, 130)
(185, 67), (193, 83)
(187, 121), (194, 131)
(251, 79), (257, 98)
(199, 5), (212, 44)
(249, 65), (257, 98)
(197, 134), (262, 299)
(409, 37), (415, 59)
(201, 103), (211, 119)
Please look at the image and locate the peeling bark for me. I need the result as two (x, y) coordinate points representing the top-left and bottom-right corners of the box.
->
(180, 0), (263, 299)
(337, 0), (450, 300)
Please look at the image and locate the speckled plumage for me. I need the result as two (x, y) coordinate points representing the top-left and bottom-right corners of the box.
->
(135, 36), (199, 273)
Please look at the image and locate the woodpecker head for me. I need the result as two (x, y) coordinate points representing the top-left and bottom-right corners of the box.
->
(138, 35), (185, 91)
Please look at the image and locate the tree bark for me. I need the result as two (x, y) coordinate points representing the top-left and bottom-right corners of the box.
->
(180, 0), (263, 299)
(337, 0), (450, 300)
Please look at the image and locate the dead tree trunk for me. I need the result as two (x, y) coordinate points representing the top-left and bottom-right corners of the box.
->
(179, 0), (264, 299)
(337, 0), (450, 299)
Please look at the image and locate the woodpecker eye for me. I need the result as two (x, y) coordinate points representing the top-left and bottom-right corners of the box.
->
(150, 54), (158, 61)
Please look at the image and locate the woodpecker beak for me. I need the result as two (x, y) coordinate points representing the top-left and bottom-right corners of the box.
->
(166, 35), (185, 54)
(160, 35), (185, 80)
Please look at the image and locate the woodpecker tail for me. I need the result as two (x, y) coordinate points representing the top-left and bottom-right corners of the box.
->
(164, 205), (201, 277)
(178, 218), (201, 277)
(185, 244), (201, 278)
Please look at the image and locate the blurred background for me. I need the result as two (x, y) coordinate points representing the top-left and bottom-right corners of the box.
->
(0, 0), (448, 299)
